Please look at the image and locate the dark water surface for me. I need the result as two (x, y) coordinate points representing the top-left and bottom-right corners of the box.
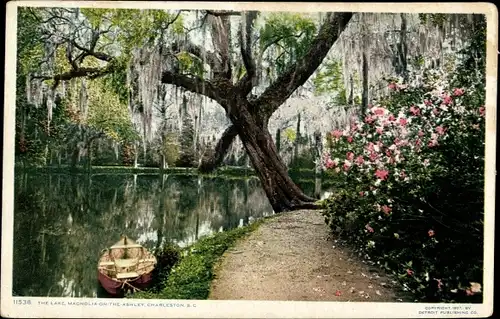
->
(12, 172), (288, 298)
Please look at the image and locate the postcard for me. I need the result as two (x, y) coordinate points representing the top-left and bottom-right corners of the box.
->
(2, 1), (497, 318)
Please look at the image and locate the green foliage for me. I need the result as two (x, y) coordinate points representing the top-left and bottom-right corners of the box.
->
(102, 56), (130, 105)
(418, 13), (448, 27)
(313, 58), (344, 95)
(176, 115), (196, 167)
(86, 79), (139, 143)
(260, 12), (317, 76)
(103, 9), (181, 52)
(160, 132), (181, 166)
(131, 220), (264, 300)
(16, 8), (45, 76)
(283, 128), (296, 143)
(177, 51), (205, 78)
(321, 17), (486, 302)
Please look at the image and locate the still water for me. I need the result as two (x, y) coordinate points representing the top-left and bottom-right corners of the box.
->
(13, 172), (309, 298)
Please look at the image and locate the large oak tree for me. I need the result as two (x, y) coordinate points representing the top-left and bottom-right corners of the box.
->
(22, 7), (353, 212)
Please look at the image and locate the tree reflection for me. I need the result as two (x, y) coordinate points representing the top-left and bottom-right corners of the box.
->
(13, 172), (273, 297)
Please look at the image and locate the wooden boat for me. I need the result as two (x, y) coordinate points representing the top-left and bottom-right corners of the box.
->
(97, 235), (157, 296)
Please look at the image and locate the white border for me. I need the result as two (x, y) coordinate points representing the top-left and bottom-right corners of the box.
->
(2, 2), (497, 318)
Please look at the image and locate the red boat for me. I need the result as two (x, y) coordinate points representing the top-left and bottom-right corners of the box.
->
(97, 235), (157, 296)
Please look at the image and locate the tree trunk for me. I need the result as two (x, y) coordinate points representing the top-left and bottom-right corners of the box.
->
(293, 112), (301, 164)
(71, 147), (79, 170)
(133, 141), (139, 168)
(398, 13), (408, 82)
(161, 155), (167, 170)
(361, 51), (369, 114)
(314, 131), (323, 199)
(228, 100), (317, 213)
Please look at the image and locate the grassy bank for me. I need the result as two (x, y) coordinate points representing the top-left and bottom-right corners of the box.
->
(15, 164), (337, 180)
(14, 164), (256, 177)
(129, 218), (267, 300)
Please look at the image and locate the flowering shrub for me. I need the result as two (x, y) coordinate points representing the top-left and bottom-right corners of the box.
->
(321, 19), (486, 302)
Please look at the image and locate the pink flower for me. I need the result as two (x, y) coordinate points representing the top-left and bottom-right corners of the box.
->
(435, 278), (443, 289)
(465, 289), (474, 296)
(365, 224), (374, 233)
(415, 139), (422, 147)
(382, 205), (392, 215)
(370, 152), (378, 161)
(366, 142), (375, 151)
(346, 152), (355, 161)
(365, 116), (375, 124)
(418, 130), (424, 137)
(479, 106), (485, 117)
(432, 108), (440, 115)
(399, 118), (408, 126)
(325, 158), (335, 169)
(331, 130), (343, 139)
(335, 290), (342, 296)
(435, 126), (446, 135)
(388, 82), (398, 90)
(388, 114), (396, 122)
(355, 155), (364, 165)
(428, 139), (438, 148)
(453, 88), (464, 96)
(343, 161), (351, 171)
(385, 150), (391, 157)
(442, 94), (453, 105)
(359, 191), (364, 197)
(424, 99), (433, 106)
(376, 127), (384, 135)
(428, 229), (435, 237)
(407, 269), (414, 276)
(347, 136), (353, 143)
(410, 105), (421, 116)
(374, 108), (385, 116)
(375, 169), (389, 180)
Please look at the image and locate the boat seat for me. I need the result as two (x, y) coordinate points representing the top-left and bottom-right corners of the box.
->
(138, 258), (156, 263)
(114, 258), (139, 268)
(110, 244), (143, 249)
(99, 261), (115, 267)
(116, 272), (139, 279)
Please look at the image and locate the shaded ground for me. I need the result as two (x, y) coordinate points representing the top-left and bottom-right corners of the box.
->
(209, 210), (407, 302)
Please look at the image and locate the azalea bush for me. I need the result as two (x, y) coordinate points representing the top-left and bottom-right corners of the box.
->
(321, 18), (486, 302)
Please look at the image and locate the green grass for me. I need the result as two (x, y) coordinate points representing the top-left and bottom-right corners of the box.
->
(15, 164), (256, 177)
(129, 219), (267, 300)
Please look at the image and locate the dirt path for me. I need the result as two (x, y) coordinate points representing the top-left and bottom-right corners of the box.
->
(209, 210), (404, 302)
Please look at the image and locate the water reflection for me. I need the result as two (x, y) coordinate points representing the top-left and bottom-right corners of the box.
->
(12, 173), (274, 298)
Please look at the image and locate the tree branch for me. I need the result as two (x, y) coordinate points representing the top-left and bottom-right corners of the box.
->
(209, 14), (232, 79)
(161, 70), (224, 104)
(198, 124), (239, 172)
(237, 11), (258, 95)
(71, 38), (114, 62)
(255, 12), (353, 115)
(205, 10), (241, 17)
(33, 66), (114, 90)
(260, 31), (305, 55)
(170, 40), (221, 71)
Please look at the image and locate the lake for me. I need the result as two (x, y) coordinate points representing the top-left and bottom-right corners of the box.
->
(11, 172), (321, 298)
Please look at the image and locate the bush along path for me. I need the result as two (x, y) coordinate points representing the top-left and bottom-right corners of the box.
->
(319, 18), (486, 303)
(209, 210), (409, 302)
